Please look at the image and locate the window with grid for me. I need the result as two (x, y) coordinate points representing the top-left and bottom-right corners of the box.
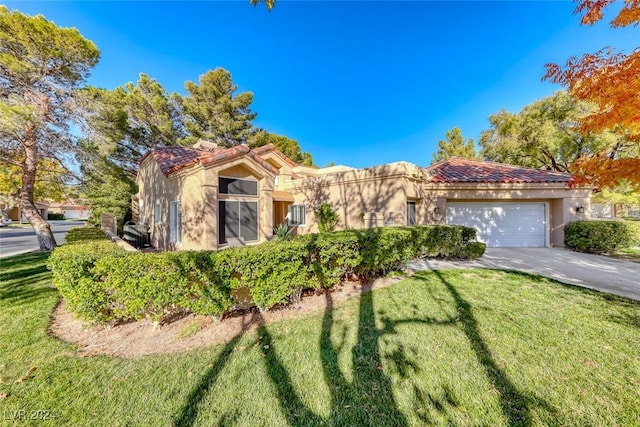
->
(288, 205), (306, 226)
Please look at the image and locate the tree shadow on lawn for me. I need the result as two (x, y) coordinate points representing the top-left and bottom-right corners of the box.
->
(0, 256), (55, 306)
(413, 270), (558, 426)
(0, 251), (50, 271)
(175, 267), (558, 426)
(172, 315), (255, 427)
(256, 282), (411, 426)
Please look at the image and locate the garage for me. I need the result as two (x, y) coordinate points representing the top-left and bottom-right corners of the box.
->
(446, 202), (547, 248)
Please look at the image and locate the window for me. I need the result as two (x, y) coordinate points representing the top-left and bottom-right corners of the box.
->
(139, 200), (145, 224)
(407, 201), (417, 226)
(218, 177), (258, 196)
(170, 201), (182, 244)
(218, 201), (258, 244)
(288, 205), (306, 226)
(154, 202), (161, 224)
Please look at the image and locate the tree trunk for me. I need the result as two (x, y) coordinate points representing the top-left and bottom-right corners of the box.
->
(20, 137), (57, 251)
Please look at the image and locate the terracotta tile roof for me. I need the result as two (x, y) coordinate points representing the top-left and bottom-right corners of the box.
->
(150, 146), (219, 175)
(252, 143), (298, 167)
(425, 157), (572, 184)
(146, 144), (277, 176)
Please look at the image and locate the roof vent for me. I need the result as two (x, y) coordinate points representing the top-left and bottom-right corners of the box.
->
(193, 139), (218, 151)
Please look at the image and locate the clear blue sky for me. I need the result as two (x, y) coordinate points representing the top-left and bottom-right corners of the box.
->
(6, 1), (635, 168)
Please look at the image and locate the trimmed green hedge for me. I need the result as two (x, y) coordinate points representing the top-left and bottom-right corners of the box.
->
(64, 226), (109, 243)
(623, 219), (640, 246)
(47, 241), (125, 321)
(48, 213), (65, 220)
(48, 225), (486, 324)
(565, 220), (635, 254)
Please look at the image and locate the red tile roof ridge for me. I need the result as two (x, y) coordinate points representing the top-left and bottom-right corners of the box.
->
(425, 156), (572, 184)
(149, 144), (278, 176)
(426, 157), (568, 174)
(252, 143), (300, 167)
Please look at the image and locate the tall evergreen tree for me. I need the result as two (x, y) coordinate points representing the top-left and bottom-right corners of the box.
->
(79, 74), (183, 225)
(0, 7), (100, 249)
(248, 130), (314, 166)
(431, 127), (477, 164)
(180, 68), (257, 147)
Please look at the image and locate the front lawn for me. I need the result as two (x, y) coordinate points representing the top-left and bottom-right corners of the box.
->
(610, 246), (640, 263)
(1, 253), (639, 426)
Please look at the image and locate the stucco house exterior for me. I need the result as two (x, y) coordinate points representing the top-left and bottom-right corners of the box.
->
(135, 141), (591, 251)
(48, 200), (91, 219)
(3, 202), (49, 223)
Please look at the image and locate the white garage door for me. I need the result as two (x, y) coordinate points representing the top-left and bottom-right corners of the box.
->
(446, 202), (546, 248)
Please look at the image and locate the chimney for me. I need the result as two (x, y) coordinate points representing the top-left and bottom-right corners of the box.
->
(193, 139), (218, 151)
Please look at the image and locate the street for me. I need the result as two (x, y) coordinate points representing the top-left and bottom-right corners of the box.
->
(0, 220), (86, 258)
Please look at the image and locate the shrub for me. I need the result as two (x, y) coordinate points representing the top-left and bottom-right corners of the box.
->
(212, 240), (314, 310)
(565, 220), (634, 254)
(49, 225), (484, 324)
(315, 203), (339, 233)
(47, 241), (124, 322)
(623, 219), (640, 246)
(458, 241), (487, 259)
(65, 226), (109, 243)
(48, 212), (65, 220)
(306, 232), (361, 286)
(91, 252), (229, 323)
(273, 222), (292, 241)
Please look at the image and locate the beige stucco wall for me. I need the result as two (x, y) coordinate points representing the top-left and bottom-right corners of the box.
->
(137, 154), (275, 251)
(284, 162), (425, 233)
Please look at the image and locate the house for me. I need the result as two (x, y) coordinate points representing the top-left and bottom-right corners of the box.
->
(48, 201), (91, 219)
(3, 202), (49, 223)
(135, 141), (591, 250)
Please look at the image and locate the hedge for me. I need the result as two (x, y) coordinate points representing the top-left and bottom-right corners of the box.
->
(564, 220), (635, 254)
(623, 219), (640, 246)
(64, 226), (109, 243)
(48, 225), (486, 324)
(47, 241), (125, 321)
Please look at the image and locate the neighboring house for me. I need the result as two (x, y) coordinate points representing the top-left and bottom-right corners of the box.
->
(4, 202), (49, 223)
(136, 142), (591, 250)
(591, 203), (614, 218)
(48, 201), (91, 219)
(591, 203), (640, 219)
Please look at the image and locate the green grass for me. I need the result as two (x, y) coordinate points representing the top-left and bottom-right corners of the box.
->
(2, 253), (640, 426)
(610, 246), (640, 263)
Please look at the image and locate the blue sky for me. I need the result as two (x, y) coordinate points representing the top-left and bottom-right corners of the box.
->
(6, 1), (635, 168)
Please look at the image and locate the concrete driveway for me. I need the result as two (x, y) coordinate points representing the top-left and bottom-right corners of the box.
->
(407, 248), (640, 301)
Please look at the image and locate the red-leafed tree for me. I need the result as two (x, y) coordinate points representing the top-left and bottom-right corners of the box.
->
(544, 0), (640, 189)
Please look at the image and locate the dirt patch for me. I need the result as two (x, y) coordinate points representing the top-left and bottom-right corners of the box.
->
(49, 275), (407, 359)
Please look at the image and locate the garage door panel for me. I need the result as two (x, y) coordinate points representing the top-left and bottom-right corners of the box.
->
(446, 202), (546, 248)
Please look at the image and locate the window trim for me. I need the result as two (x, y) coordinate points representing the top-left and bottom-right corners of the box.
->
(169, 201), (182, 244)
(154, 201), (162, 225)
(218, 176), (259, 196)
(288, 204), (306, 227)
(139, 199), (145, 224)
(407, 201), (417, 226)
(218, 200), (260, 245)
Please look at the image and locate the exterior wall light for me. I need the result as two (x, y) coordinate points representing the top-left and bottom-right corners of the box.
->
(434, 206), (441, 215)
(576, 205), (585, 214)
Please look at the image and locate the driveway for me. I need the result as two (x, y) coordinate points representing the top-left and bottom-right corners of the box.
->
(0, 220), (86, 258)
(407, 248), (640, 301)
